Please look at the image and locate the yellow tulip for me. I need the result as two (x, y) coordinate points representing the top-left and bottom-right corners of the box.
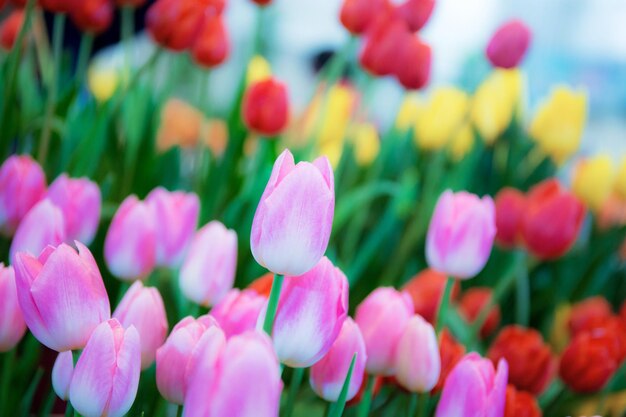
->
(572, 155), (616, 212)
(88, 67), (120, 102)
(396, 94), (420, 132)
(471, 69), (523, 145)
(350, 122), (380, 166)
(246, 55), (272, 86)
(414, 87), (470, 151)
(448, 123), (474, 161)
(529, 86), (587, 165)
(615, 158), (626, 199)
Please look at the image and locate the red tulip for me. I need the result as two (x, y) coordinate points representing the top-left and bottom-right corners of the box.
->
(433, 329), (465, 393)
(70, 0), (113, 34)
(0, 10), (24, 51)
(192, 15), (229, 69)
(40, 0), (79, 13)
(521, 179), (585, 260)
(568, 296), (613, 337)
(116, 0), (147, 7)
(250, 0), (271, 6)
(147, 0), (206, 52)
(395, 0), (435, 32)
(247, 272), (274, 297)
(458, 287), (500, 339)
(494, 187), (526, 248)
(339, 0), (389, 35)
(360, 14), (409, 76)
(504, 385), (542, 417)
(394, 32), (431, 90)
(486, 19), (531, 69)
(242, 78), (289, 136)
(402, 269), (459, 325)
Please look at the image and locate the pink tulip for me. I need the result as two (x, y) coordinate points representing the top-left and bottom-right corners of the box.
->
(146, 187), (199, 267)
(69, 319), (141, 417)
(156, 315), (220, 404)
(10, 199), (66, 262)
(180, 221), (238, 307)
(184, 331), (282, 417)
(104, 195), (157, 280)
(47, 174), (101, 244)
(251, 149), (335, 276)
(113, 281), (168, 369)
(486, 19), (531, 69)
(355, 287), (414, 375)
(435, 353), (508, 417)
(211, 288), (267, 338)
(395, 315), (440, 392)
(0, 264), (27, 351)
(426, 190), (496, 279)
(13, 242), (110, 352)
(265, 256), (348, 367)
(310, 317), (367, 402)
(52, 351), (74, 400)
(0, 155), (47, 236)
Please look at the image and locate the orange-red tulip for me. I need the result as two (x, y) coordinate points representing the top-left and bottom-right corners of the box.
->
(242, 78), (289, 137)
(504, 385), (542, 417)
(433, 329), (466, 393)
(458, 287), (500, 339)
(192, 15), (229, 69)
(494, 187), (526, 248)
(402, 268), (459, 325)
(70, 0), (113, 34)
(0, 10), (24, 51)
(568, 296), (613, 337)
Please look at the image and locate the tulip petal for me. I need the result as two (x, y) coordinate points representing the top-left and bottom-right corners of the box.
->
(435, 355), (488, 417)
(107, 326), (141, 417)
(52, 351), (74, 400)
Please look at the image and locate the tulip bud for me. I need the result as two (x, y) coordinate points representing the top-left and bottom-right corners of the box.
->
(180, 221), (237, 307)
(310, 317), (367, 402)
(104, 195), (157, 280)
(402, 269), (459, 325)
(10, 199), (66, 263)
(70, 0), (113, 34)
(572, 155), (616, 212)
(395, 315), (440, 392)
(340, 0), (388, 35)
(156, 315), (219, 404)
(211, 289), (267, 338)
(568, 296), (613, 337)
(47, 174), (101, 245)
(521, 179), (585, 260)
(113, 281), (168, 369)
(487, 326), (554, 395)
(184, 331), (282, 417)
(0, 264), (27, 351)
(435, 353), (508, 417)
(458, 287), (501, 339)
(146, 0), (206, 52)
(360, 15), (409, 76)
(251, 150), (334, 276)
(494, 187), (526, 248)
(264, 257), (349, 367)
(395, 0), (435, 32)
(14, 242), (110, 352)
(426, 190), (496, 279)
(355, 287), (414, 375)
(0, 155), (47, 236)
(0, 10), (24, 50)
(486, 19), (532, 69)
(247, 272), (274, 297)
(69, 319), (141, 417)
(242, 77), (289, 136)
(192, 15), (229, 69)
(52, 351), (74, 400)
(504, 385), (542, 417)
(433, 329), (465, 393)
(394, 33), (431, 90)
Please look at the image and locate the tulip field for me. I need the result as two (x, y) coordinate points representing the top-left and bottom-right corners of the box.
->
(1, 0), (626, 416)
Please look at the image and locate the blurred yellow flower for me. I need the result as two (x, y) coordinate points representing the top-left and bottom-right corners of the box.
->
(529, 86), (587, 165)
(549, 303), (571, 353)
(414, 87), (470, 151)
(471, 69), (523, 145)
(448, 123), (474, 161)
(572, 155), (616, 212)
(88, 68), (120, 102)
(246, 55), (272, 86)
(615, 158), (626, 199)
(396, 94), (420, 132)
(350, 122), (380, 166)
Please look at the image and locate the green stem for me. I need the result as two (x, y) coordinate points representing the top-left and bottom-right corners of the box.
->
(356, 375), (375, 417)
(262, 274), (284, 335)
(121, 6), (134, 75)
(38, 12), (66, 165)
(283, 367), (304, 417)
(76, 33), (94, 86)
(435, 277), (453, 335)
(1, 349), (16, 415)
(327, 354), (357, 417)
(176, 405), (183, 417)
(416, 393), (428, 417)
(251, 6), (266, 57)
(515, 256), (530, 326)
(64, 401), (74, 417)
(406, 393), (417, 417)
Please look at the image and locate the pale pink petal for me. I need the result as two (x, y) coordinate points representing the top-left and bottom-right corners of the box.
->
(435, 353), (489, 417)
(107, 326), (141, 417)
(10, 199), (66, 263)
(52, 351), (74, 400)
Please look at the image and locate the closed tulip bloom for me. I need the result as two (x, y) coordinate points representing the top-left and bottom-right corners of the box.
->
(52, 351), (74, 400)
(113, 281), (168, 369)
(426, 190), (496, 279)
(47, 174), (101, 245)
(156, 315), (219, 404)
(568, 296), (613, 337)
(394, 34), (431, 90)
(521, 179), (585, 260)
(69, 319), (141, 417)
(355, 287), (414, 375)
(70, 0), (113, 34)
(350, 122), (380, 166)
(266, 257), (348, 367)
(395, 315), (440, 392)
(192, 15), (229, 68)
(340, 0), (388, 34)
(185, 331), (282, 417)
(413, 87), (469, 150)
(529, 86), (587, 165)
(487, 326), (555, 395)
(310, 317), (367, 402)
(14, 243), (110, 352)
(395, 0), (435, 32)
(10, 199), (66, 262)
(459, 288), (501, 339)
(104, 195), (157, 280)
(146, 0), (206, 52)
(435, 353), (508, 417)
(0, 265), (27, 351)
(402, 269), (459, 325)
(572, 155), (616, 212)
(486, 19), (532, 69)
(242, 77), (289, 136)
(504, 385), (542, 417)
(360, 15), (408, 76)
(448, 123), (474, 161)
(251, 149), (334, 276)
(211, 289), (267, 338)
(0, 10), (24, 50)
(180, 221), (237, 307)
(494, 187), (526, 248)
(433, 329), (466, 393)
(146, 188), (199, 268)
(0, 155), (47, 236)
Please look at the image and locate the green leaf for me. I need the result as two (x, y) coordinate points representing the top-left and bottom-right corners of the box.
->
(326, 353), (357, 417)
